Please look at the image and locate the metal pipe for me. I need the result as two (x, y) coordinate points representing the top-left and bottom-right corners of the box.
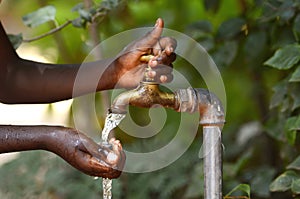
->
(203, 126), (222, 199)
(175, 87), (224, 199)
(110, 83), (225, 199)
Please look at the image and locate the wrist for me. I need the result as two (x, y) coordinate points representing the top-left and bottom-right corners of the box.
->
(97, 60), (119, 91)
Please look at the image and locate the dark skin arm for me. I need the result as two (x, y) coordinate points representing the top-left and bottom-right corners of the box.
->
(0, 18), (177, 178)
(0, 125), (125, 178)
(0, 18), (176, 104)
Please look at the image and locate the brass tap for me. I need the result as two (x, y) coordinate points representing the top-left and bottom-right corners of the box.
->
(140, 54), (157, 83)
(110, 55), (225, 126)
(110, 54), (177, 113)
(110, 82), (177, 114)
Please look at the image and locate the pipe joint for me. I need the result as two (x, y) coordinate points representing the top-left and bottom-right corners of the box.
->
(175, 87), (225, 126)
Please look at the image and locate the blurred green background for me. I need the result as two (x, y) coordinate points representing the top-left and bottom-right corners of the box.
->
(1, 0), (300, 198)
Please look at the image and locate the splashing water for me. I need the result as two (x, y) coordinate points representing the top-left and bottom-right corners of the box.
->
(102, 113), (126, 141)
(101, 113), (126, 199)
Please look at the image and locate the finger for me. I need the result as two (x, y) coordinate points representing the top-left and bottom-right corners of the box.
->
(156, 52), (176, 66)
(78, 140), (110, 161)
(150, 64), (173, 74)
(149, 58), (158, 67)
(158, 37), (177, 55)
(102, 138), (123, 166)
(146, 66), (172, 79)
(77, 143), (122, 175)
(160, 75), (168, 83)
(151, 73), (173, 83)
(118, 150), (126, 171)
(87, 156), (122, 178)
(135, 18), (164, 50)
(72, 146), (115, 177)
(149, 51), (176, 67)
(152, 37), (177, 55)
(147, 65), (173, 83)
(110, 139), (122, 156)
(109, 138), (126, 170)
(160, 74), (173, 83)
(147, 70), (156, 78)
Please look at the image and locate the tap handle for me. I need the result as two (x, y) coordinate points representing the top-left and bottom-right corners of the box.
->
(140, 55), (155, 62)
(140, 55), (157, 83)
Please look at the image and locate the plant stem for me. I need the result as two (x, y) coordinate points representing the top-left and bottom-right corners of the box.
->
(23, 20), (72, 43)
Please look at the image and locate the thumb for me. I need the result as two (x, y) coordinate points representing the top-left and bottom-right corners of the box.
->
(137, 18), (164, 49)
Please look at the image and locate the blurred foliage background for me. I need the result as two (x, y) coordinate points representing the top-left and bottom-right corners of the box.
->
(1, 0), (300, 198)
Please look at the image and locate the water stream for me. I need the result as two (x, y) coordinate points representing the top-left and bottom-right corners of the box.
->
(101, 113), (126, 199)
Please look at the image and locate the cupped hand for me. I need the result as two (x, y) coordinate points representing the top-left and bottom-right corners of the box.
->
(113, 18), (177, 88)
(51, 128), (125, 178)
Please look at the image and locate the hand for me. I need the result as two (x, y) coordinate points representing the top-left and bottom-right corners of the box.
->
(113, 18), (177, 88)
(50, 128), (125, 178)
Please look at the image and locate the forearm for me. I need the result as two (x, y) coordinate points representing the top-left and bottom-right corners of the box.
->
(1, 58), (118, 104)
(0, 125), (57, 153)
(0, 125), (86, 162)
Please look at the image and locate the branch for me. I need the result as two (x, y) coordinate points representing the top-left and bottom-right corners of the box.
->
(23, 20), (72, 43)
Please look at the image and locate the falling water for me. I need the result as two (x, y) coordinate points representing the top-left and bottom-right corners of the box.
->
(101, 112), (126, 199)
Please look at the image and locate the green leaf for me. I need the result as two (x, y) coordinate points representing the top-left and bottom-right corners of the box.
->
(287, 156), (300, 170)
(278, 0), (295, 23)
(187, 20), (213, 34)
(250, 166), (276, 198)
(292, 179), (300, 194)
(212, 40), (238, 67)
(244, 31), (267, 62)
(293, 14), (300, 41)
(269, 80), (288, 109)
(199, 37), (215, 51)
(7, 33), (23, 49)
(22, 5), (56, 28)
(71, 2), (84, 12)
(285, 116), (300, 131)
(270, 170), (299, 192)
(290, 85), (300, 110)
(78, 9), (92, 22)
(71, 17), (84, 28)
(101, 0), (120, 10)
(286, 130), (297, 145)
(216, 17), (246, 40)
(262, 0), (294, 23)
(264, 45), (300, 70)
(225, 184), (251, 198)
(271, 25), (296, 49)
(290, 66), (300, 82)
(285, 116), (300, 145)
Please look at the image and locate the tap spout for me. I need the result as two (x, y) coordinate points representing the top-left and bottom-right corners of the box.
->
(111, 84), (225, 126)
(110, 82), (178, 114)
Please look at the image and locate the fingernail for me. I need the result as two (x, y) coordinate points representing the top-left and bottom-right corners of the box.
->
(160, 75), (167, 83)
(155, 19), (159, 27)
(168, 46), (173, 53)
(149, 60), (158, 67)
(148, 70), (156, 78)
